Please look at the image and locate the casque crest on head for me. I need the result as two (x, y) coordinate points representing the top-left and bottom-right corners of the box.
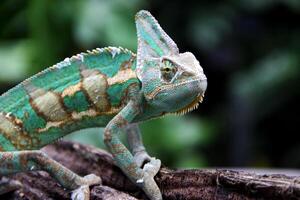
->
(135, 10), (179, 78)
(135, 10), (205, 84)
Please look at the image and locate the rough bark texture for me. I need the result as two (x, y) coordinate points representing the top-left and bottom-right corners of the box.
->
(1, 141), (299, 200)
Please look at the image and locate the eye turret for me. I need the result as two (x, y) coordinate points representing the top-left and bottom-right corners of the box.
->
(160, 60), (177, 82)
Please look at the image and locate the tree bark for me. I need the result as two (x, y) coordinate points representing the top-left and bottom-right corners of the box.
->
(1, 141), (299, 200)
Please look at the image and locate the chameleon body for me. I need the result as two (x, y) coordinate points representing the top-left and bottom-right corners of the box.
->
(0, 47), (138, 150)
(0, 10), (207, 200)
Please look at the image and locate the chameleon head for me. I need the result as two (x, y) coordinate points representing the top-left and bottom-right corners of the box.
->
(135, 10), (207, 114)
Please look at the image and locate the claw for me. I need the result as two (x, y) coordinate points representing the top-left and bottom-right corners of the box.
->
(75, 174), (102, 186)
(143, 158), (161, 177)
(133, 153), (162, 200)
(71, 174), (102, 200)
(71, 185), (90, 200)
(138, 158), (162, 200)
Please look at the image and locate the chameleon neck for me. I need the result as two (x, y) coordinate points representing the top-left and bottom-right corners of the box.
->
(0, 47), (140, 150)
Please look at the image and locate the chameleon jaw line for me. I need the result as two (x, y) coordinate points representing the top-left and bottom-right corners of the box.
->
(146, 77), (206, 100)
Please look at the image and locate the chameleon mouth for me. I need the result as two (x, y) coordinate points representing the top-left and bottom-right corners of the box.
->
(145, 77), (207, 116)
(172, 92), (205, 115)
(172, 77), (207, 115)
(146, 78), (204, 100)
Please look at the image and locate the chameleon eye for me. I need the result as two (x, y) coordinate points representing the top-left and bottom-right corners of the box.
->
(163, 67), (172, 73)
(160, 60), (177, 82)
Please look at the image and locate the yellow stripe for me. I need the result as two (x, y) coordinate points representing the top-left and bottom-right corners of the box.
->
(107, 68), (137, 85)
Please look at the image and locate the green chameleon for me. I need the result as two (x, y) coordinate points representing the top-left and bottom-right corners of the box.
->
(0, 10), (207, 200)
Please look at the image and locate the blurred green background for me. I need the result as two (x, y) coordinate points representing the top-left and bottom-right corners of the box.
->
(0, 0), (299, 169)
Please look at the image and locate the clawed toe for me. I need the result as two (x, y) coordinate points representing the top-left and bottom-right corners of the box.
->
(71, 185), (90, 200)
(136, 158), (161, 185)
(75, 173), (102, 187)
(143, 158), (161, 177)
(82, 174), (102, 185)
(134, 151), (152, 168)
(135, 158), (162, 200)
(71, 174), (101, 200)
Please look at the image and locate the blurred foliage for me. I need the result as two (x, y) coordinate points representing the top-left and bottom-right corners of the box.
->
(0, 0), (299, 169)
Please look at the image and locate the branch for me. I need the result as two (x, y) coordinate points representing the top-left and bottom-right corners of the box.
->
(1, 141), (299, 200)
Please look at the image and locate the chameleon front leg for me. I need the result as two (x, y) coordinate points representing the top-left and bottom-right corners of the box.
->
(126, 123), (153, 168)
(104, 101), (162, 200)
(0, 150), (101, 199)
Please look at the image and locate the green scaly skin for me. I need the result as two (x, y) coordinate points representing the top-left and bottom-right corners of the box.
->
(0, 10), (207, 200)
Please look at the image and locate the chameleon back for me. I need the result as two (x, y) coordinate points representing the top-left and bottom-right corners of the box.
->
(0, 47), (139, 151)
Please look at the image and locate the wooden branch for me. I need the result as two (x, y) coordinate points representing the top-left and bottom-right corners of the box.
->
(1, 141), (299, 200)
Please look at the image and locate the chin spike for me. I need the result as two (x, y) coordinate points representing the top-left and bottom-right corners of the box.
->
(172, 92), (205, 115)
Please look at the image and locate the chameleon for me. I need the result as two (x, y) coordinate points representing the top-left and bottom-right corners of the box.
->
(0, 10), (207, 200)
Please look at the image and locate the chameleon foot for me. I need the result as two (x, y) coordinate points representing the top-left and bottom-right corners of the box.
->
(71, 174), (102, 200)
(143, 158), (161, 177)
(133, 150), (152, 168)
(137, 158), (162, 200)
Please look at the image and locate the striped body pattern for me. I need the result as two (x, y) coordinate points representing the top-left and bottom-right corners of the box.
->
(0, 47), (138, 150)
(0, 10), (207, 200)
